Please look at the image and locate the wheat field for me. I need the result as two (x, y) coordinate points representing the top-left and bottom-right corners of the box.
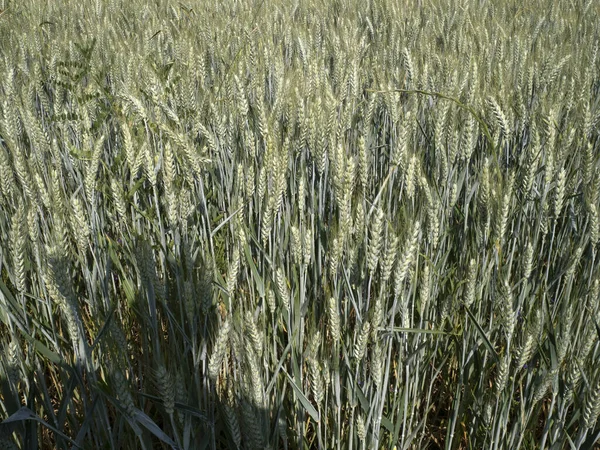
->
(0, 0), (599, 448)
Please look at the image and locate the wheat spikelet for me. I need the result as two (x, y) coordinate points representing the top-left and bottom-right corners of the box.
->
(554, 167), (567, 218)
(246, 347), (264, 408)
(425, 187), (440, 248)
(49, 167), (67, 219)
(172, 370), (187, 427)
(358, 136), (368, 191)
(405, 155), (417, 200)
(208, 319), (230, 379)
(154, 364), (175, 416)
(329, 235), (343, 275)
(131, 142), (145, 179)
(370, 295), (384, 340)
(479, 158), (491, 223)
(303, 226), (313, 267)
(460, 116), (476, 161)
(121, 122), (136, 171)
(261, 199), (274, 245)
(245, 161), (255, 200)
(583, 142), (594, 186)
(367, 208), (384, 274)
(448, 125), (460, 167)
(71, 195), (90, 254)
(587, 278), (600, 316)
(182, 280), (196, 326)
(495, 354), (510, 395)
(12, 143), (35, 203)
(0, 147), (15, 200)
(394, 221), (420, 297)
(516, 330), (535, 370)
(356, 413), (366, 442)
(244, 311), (263, 357)
(10, 203), (27, 293)
(6, 341), (21, 387)
(33, 172), (51, 209)
(565, 357), (583, 402)
(589, 203), (599, 248)
(44, 248), (89, 366)
(274, 142), (288, 215)
(298, 174), (306, 220)
(353, 199), (366, 243)
(522, 241), (534, 280)
(394, 112), (411, 171)
(162, 141), (177, 185)
(522, 129), (539, 197)
(419, 264), (431, 317)
(371, 342), (383, 390)
(328, 297), (341, 343)
(495, 191), (510, 246)
(223, 403), (242, 449)
(448, 181), (459, 212)
(332, 143), (345, 205)
(557, 306), (572, 364)
(583, 375), (600, 430)
(309, 355), (324, 406)
(196, 122), (219, 157)
(234, 74), (249, 121)
(1, 97), (19, 147)
(276, 268), (290, 311)
(266, 288), (276, 314)
(354, 320), (371, 362)
(499, 278), (515, 341)
(533, 369), (558, 405)
(434, 100), (450, 165)
(580, 310), (599, 364)
(463, 259), (477, 308)
(241, 398), (264, 449)
(143, 141), (157, 188)
(487, 96), (511, 144)
(339, 190), (353, 240)
(565, 246), (583, 280)
(109, 320), (128, 363)
(544, 143), (555, 195)
(226, 246), (240, 296)
(27, 206), (40, 267)
(85, 134), (105, 205)
(113, 369), (136, 417)
(381, 231), (398, 283)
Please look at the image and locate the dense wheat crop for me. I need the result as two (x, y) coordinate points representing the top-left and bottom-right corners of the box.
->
(0, 0), (599, 448)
